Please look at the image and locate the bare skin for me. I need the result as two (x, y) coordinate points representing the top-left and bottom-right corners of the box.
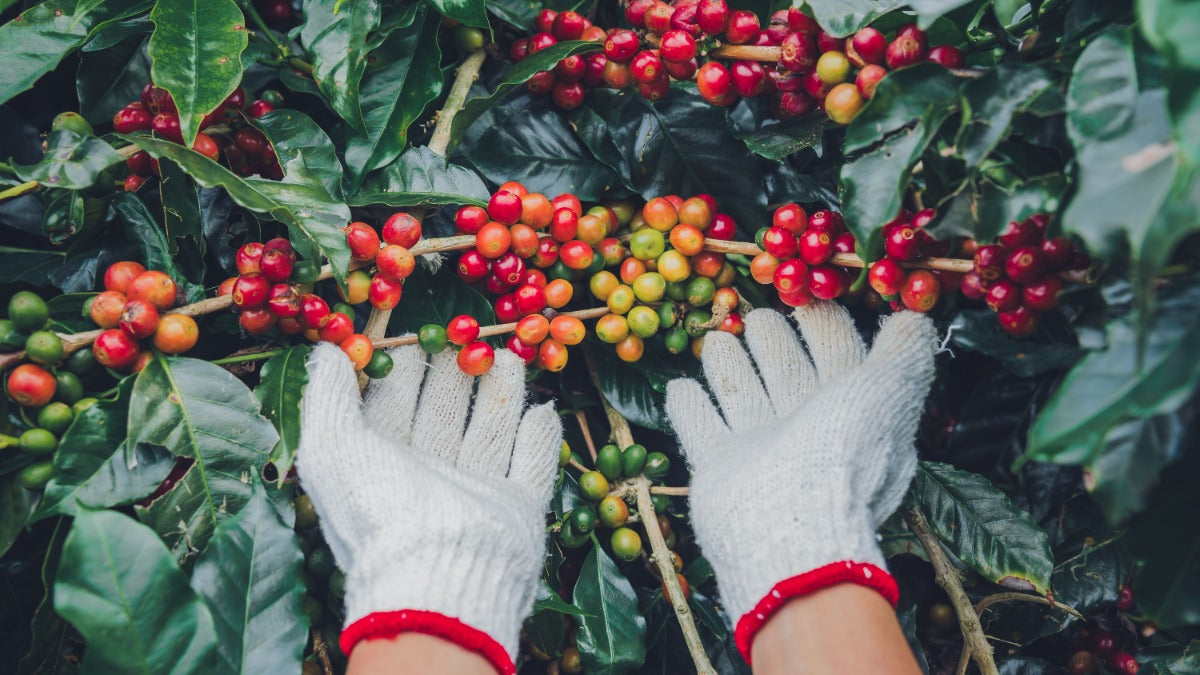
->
(347, 584), (921, 675)
(751, 584), (923, 674)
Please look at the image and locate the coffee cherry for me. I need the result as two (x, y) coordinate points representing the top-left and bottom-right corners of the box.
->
(603, 60), (634, 88)
(959, 271), (987, 300)
(1068, 651), (1098, 675)
(113, 103), (153, 133)
(7, 363), (56, 407)
(869, 258), (905, 296)
(816, 51), (852, 85)
(1089, 630), (1118, 657)
(762, 225), (799, 259)
(1006, 246), (1047, 284)
(611, 527), (642, 561)
(1041, 237), (1074, 269)
(998, 305), (1037, 337)
(579, 470), (610, 501)
(660, 30), (696, 62)
(298, 294), (330, 330)
(89, 290), (127, 329)
(927, 45), (964, 68)
(604, 29), (640, 63)
(973, 244), (1008, 281)
(1117, 585), (1135, 611)
(901, 270), (940, 312)
(848, 27), (887, 66)
(998, 219), (1041, 250)
(102, 263), (146, 297)
(808, 265), (848, 300)
(150, 113), (183, 143)
(750, 252), (781, 285)
(232, 273), (270, 309)
(886, 24), (928, 68)
(985, 279), (1021, 312)
(119, 299), (160, 339)
(457, 250), (490, 284)
(799, 229), (834, 265)
(475, 221), (512, 259)
(456, 341), (494, 376)
(93, 329), (141, 370)
(729, 60), (767, 97)
(379, 211), (422, 248)
(488, 190), (523, 225)
(725, 9), (759, 44)
(773, 258), (808, 295)
(446, 315), (480, 346)
(882, 225), (919, 261)
(696, 0), (728, 34)
(697, 61), (735, 106)
(780, 31), (817, 72)
(152, 313), (198, 354)
(455, 205), (489, 234)
(560, 240), (595, 270)
(514, 284), (547, 316)
(1023, 276), (1062, 312)
(344, 222), (380, 261)
(317, 312), (353, 344)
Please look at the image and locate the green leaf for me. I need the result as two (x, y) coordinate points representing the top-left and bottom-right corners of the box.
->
(76, 35), (152, 125)
(738, 114), (832, 161)
(351, 146), (489, 208)
(130, 355), (279, 561)
(465, 95), (624, 202)
(0, 246), (64, 285)
(911, 461), (1055, 594)
(1127, 445), (1200, 627)
(253, 108), (345, 200)
(158, 156), (204, 256)
(1140, 640), (1200, 675)
(54, 509), (218, 673)
(389, 264), (495, 333)
(957, 65), (1058, 167)
(1083, 409), (1193, 524)
(16, 518), (74, 675)
(40, 188), (86, 243)
(342, 6), (443, 186)
(148, 0), (248, 147)
(581, 342), (668, 432)
(125, 135), (353, 288)
(448, 40), (601, 152)
(805, 0), (906, 36)
(428, 0), (488, 28)
(1066, 30), (1139, 142)
(0, 470), (35, 558)
(572, 545), (647, 674)
(534, 580), (590, 616)
(298, 0), (379, 133)
(14, 130), (122, 190)
(191, 478), (306, 675)
(0, 0), (152, 105)
(840, 65), (961, 255)
(254, 345), (311, 479)
(1025, 281), (1200, 464)
(948, 309), (1081, 377)
(110, 191), (206, 303)
(1139, 0), (1200, 168)
(36, 380), (175, 520)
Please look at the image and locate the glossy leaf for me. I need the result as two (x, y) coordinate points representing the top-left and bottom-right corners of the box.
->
(738, 115), (831, 161)
(1025, 282), (1200, 464)
(581, 342), (668, 432)
(36, 380), (175, 520)
(840, 65), (961, 255)
(14, 130), (122, 190)
(342, 6), (443, 186)
(253, 109), (345, 200)
(0, 0), (152, 105)
(448, 40), (601, 151)
(911, 461), (1054, 595)
(191, 478), (306, 675)
(158, 156), (204, 255)
(148, 0), (247, 147)
(949, 309), (1081, 378)
(130, 355), (279, 561)
(110, 191), (206, 303)
(15, 519), (73, 675)
(125, 135), (352, 288)
(428, 0), (488, 28)
(0, 471), (35, 558)
(351, 146), (489, 207)
(1066, 29), (1139, 142)
(573, 544), (648, 674)
(957, 65), (1058, 167)
(1139, 0), (1200, 168)
(1084, 408), (1195, 524)
(805, 0), (906, 36)
(465, 95), (623, 202)
(298, 0), (380, 133)
(76, 35), (152, 125)
(40, 188), (86, 243)
(1128, 444), (1200, 627)
(254, 345), (311, 478)
(54, 509), (218, 673)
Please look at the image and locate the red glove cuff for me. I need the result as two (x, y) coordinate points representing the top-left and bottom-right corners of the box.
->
(341, 610), (515, 675)
(734, 560), (899, 663)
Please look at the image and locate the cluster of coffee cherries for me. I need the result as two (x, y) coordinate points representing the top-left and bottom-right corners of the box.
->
(861, 208), (955, 313)
(84, 262), (199, 372)
(512, 2), (963, 125)
(2, 292), (98, 491)
(565, 443), (684, 587)
(215, 233), (395, 377)
(113, 82), (282, 190)
(1066, 588), (1142, 675)
(959, 214), (1087, 337)
(749, 204), (872, 306)
(448, 183), (746, 375)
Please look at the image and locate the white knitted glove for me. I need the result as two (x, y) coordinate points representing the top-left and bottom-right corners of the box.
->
(298, 343), (561, 674)
(665, 303), (936, 661)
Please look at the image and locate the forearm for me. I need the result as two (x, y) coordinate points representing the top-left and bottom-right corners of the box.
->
(348, 633), (498, 675)
(751, 584), (922, 675)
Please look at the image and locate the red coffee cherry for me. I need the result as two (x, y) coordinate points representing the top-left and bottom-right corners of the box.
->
(773, 203), (808, 233)
(660, 30), (696, 62)
(773, 258), (808, 295)
(487, 190), (523, 225)
(848, 27), (887, 66)
(900, 269), (940, 312)
(457, 341), (495, 376)
(885, 225), (921, 261)
(868, 258), (905, 296)
(762, 226), (798, 259)
(299, 294), (331, 329)
(344, 221), (380, 261)
(998, 305), (1037, 337)
(799, 229), (834, 265)
(730, 61), (767, 97)
(960, 271), (988, 300)
(697, 61), (735, 106)
(724, 10), (759, 44)
(1006, 246), (1047, 284)
(779, 31), (817, 72)
(1023, 276), (1063, 312)
(382, 212), (422, 248)
(113, 103), (153, 134)
(446, 315), (481, 345)
(368, 274), (403, 310)
(973, 244), (1008, 281)
(267, 283), (301, 317)
(927, 45), (964, 68)
(985, 279), (1021, 313)
(808, 265), (848, 300)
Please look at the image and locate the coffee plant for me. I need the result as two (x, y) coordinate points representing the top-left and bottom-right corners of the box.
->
(0, 0), (1197, 672)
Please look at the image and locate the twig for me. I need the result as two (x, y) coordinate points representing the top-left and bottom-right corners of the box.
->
(567, 458), (589, 474)
(372, 306), (611, 349)
(236, 0), (291, 60)
(649, 485), (689, 496)
(587, 356), (715, 675)
(358, 50), (486, 387)
(903, 507), (998, 675)
(311, 628), (335, 675)
(952, 593), (1083, 675)
(575, 410), (599, 462)
(0, 180), (39, 201)
(708, 45), (986, 80)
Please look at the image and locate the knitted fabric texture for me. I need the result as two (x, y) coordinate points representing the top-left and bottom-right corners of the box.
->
(665, 303), (936, 647)
(298, 343), (562, 661)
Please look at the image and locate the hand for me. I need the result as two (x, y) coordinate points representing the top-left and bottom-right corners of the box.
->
(298, 343), (561, 674)
(665, 302), (936, 661)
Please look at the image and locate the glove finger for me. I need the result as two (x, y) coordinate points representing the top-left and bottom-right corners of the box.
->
(361, 342), (427, 444)
(664, 378), (730, 467)
(792, 301), (866, 383)
(743, 308), (817, 414)
(299, 343), (365, 468)
(411, 350), (474, 464)
(869, 446), (918, 527)
(507, 402), (562, 507)
(458, 350), (526, 474)
(700, 331), (774, 432)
